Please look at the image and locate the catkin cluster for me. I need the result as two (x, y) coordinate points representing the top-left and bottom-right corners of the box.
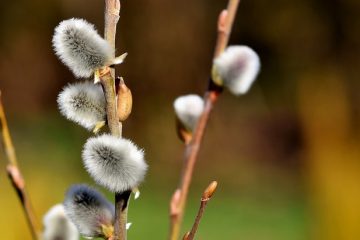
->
(174, 45), (260, 138)
(42, 18), (148, 239)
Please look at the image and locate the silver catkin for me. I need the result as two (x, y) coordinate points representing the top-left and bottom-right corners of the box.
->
(214, 45), (260, 95)
(57, 81), (106, 131)
(82, 134), (148, 193)
(43, 204), (79, 240)
(173, 94), (204, 131)
(53, 18), (114, 78)
(63, 184), (115, 238)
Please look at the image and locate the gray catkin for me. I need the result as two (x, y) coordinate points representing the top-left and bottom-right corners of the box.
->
(63, 184), (115, 238)
(214, 45), (260, 95)
(82, 134), (148, 193)
(53, 18), (114, 78)
(57, 81), (106, 131)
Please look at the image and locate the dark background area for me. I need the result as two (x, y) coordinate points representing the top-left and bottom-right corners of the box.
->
(0, 0), (359, 239)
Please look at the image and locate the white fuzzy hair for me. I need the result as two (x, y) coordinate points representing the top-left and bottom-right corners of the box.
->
(53, 18), (114, 78)
(174, 94), (204, 131)
(57, 81), (106, 131)
(63, 184), (115, 238)
(43, 204), (79, 240)
(214, 45), (260, 95)
(82, 134), (148, 193)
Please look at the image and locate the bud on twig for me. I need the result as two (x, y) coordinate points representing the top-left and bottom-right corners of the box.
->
(176, 118), (193, 144)
(182, 231), (190, 240)
(117, 77), (133, 122)
(202, 181), (218, 200)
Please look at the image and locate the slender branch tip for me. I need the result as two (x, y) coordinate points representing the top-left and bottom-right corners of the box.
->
(202, 181), (218, 200)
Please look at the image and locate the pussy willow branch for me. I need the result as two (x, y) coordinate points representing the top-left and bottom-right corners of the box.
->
(103, 1), (130, 240)
(185, 181), (218, 240)
(0, 91), (41, 240)
(169, 1), (240, 239)
(182, 197), (209, 240)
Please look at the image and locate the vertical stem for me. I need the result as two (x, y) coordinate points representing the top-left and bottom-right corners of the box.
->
(114, 191), (131, 240)
(105, 0), (121, 78)
(169, 1), (240, 239)
(105, 0), (120, 55)
(214, 0), (240, 58)
(100, 70), (121, 136)
(0, 92), (41, 240)
(169, 92), (219, 240)
(103, 1), (129, 240)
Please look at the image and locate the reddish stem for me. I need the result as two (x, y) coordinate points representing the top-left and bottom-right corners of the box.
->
(169, 1), (240, 239)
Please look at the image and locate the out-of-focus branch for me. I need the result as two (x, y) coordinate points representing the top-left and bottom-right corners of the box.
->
(184, 181), (218, 240)
(214, 0), (240, 58)
(169, 1), (240, 239)
(0, 92), (17, 167)
(0, 91), (41, 240)
(170, 189), (181, 228)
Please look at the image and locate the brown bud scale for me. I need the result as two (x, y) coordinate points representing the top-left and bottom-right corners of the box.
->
(117, 78), (133, 122)
(202, 181), (218, 200)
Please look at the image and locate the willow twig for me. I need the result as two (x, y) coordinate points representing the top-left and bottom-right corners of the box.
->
(169, 1), (240, 239)
(185, 181), (218, 240)
(99, 67), (122, 136)
(105, 0), (121, 78)
(103, 1), (130, 240)
(0, 91), (41, 240)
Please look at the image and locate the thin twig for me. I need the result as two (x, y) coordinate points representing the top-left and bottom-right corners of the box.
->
(103, 1), (130, 240)
(0, 91), (41, 240)
(169, 1), (240, 239)
(0, 93), (17, 167)
(169, 91), (219, 240)
(214, 0), (240, 58)
(186, 181), (218, 240)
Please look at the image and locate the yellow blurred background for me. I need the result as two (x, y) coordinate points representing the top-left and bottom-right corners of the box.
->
(0, 0), (360, 239)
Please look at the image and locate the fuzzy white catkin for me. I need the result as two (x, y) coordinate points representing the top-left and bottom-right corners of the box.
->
(53, 18), (114, 78)
(214, 45), (260, 95)
(82, 134), (148, 193)
(173, 94), (204, 131)
(63, 185), (115, 238)
(57, 81), (106, 131)
(43, 204), (79, 240)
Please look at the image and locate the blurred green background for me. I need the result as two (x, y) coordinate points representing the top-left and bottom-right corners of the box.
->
(0, 0), (360, 239)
